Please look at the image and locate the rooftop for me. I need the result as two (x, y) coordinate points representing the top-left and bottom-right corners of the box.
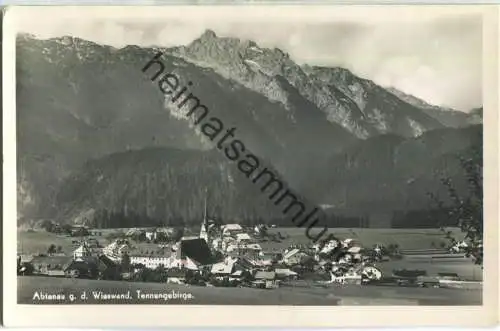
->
(236, 233), (251, 241)
(254, 271), (276, 280)
(178, 238), (214, 265)
(222, 224), (243, 231)
(31, 255), (73, 266)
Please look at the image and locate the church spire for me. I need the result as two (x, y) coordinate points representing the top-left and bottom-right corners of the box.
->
(200, 187), (209, 243)
(204, 187), (208, 226)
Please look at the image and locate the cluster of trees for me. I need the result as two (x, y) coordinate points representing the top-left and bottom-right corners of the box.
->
(105, 228), (185, 244)
(89, 210), (162, 229)
(129, 228), (184, 244)
(84, 211), (375, 230)
(39, 220), (91, 237)
(131, 266), (169, 283)
(429, 145), (483, 266)
(47, 244), (63, 255)
(40, 220), (71, 234)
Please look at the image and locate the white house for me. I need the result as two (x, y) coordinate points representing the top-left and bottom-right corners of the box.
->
(275, 268), (298, 280)
(450, 241), (469, 253)
(236, 233), (251, 242)
(282, 248), (309, 265)
(130, 256), (169, 270)
(361, 265), (383, 281)
(103, 241), (130, 263)
(211, 257), (237, 275)
(320, 239), (341, 254)
(223, 224), (243, 231)
(145, 231), (157, 241)
(212, 238), (222, 251)
(73, 243), (92, 261)
(165, 255), (199, 270)
(221, 237), (236, 252)
(245, 243), (262, 251)
(222, 224), (243, 236)
(347, 246), (362, 254)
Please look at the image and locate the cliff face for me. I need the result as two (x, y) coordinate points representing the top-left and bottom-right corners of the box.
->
(171, 30), (445, 138)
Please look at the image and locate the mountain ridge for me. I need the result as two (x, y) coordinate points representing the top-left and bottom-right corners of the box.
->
(169, 31), (449, 138)
(16, 32), (482, 226)
(386, 87), (482, 128)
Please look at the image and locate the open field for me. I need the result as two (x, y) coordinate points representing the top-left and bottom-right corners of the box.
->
(17, 230), (165, 256)
(18, 276), (481, 305)
(263, 227), (466, 251)
(17, 230), (83, 255)
(375, 259), (482, 281)
(257, 227), (469, 254)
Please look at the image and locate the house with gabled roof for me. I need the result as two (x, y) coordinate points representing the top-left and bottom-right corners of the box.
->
(282, 248), (309, 266)
(73, 243), (92, 260)
(236, 233), (251, 242)
(63, 256), (107, 279)
(222, 224), (243, 236)
(211, 258), (236, 276)
(210, 256), (255, 276)
(252, 271), (278, 289)
(31, 255), (73, 275)
(274, 268), (298, 280)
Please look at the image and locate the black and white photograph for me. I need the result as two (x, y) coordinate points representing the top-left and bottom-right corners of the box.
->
(3, 4), (498, 328)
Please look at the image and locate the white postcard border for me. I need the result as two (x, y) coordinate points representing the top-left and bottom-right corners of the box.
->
(3, 5), (499, 328)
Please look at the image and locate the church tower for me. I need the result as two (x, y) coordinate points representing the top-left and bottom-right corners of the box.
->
(199, 188), (209, 243)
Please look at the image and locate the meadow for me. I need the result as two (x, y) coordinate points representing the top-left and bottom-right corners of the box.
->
(18, 276), (481, 305)
(18, 230), (82, 255)
(261, 227), (466, 251)
(17, 229), (163, 256)
(18, 276), (341, 305)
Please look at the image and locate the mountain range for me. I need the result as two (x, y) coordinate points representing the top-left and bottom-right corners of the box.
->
(16, 31), (483, 226)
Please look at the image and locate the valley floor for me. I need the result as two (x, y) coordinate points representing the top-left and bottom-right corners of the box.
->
(17, 227), (483, 306)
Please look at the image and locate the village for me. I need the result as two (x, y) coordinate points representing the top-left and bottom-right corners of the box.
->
(17, 203), (480, 293)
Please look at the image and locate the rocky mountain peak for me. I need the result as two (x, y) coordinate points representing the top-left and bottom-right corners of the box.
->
(170, 31), (448, 138)
(201, 29), (218, 40)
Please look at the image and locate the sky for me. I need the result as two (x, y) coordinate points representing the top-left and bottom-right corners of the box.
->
(13, 7), (483, 111)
